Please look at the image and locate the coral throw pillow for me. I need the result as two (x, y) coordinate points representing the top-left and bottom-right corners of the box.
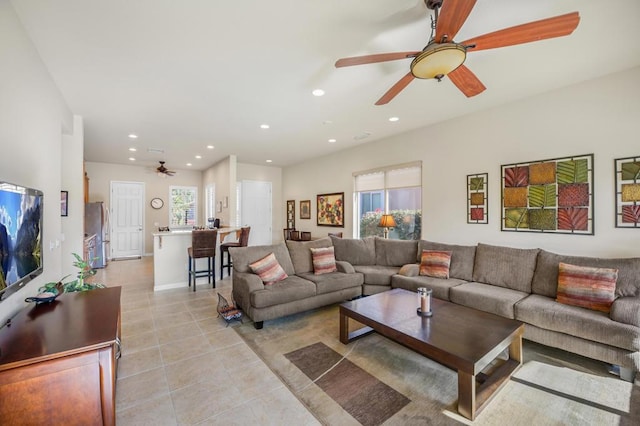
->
(249, 252), (288, 285)
(419, 250), (452, 279)
(310, 246), (338, 275)
(556, 262), (618, 313)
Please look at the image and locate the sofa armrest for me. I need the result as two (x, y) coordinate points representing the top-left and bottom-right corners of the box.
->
(610, 296), (640, 327)
(398, 264), (419, 277)
(233, 271), (265, 297)
(336, 261), (355, 274)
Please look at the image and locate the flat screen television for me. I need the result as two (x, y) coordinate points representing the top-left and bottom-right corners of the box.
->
(0, 181), (43, 301)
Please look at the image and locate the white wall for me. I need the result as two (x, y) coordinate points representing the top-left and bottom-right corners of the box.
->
(202, 156), (235, 226)
(85, 161), (202, 256)
(283, 67), (640, 258)
(0, 1), (77, 321)
(237, 162), (283, 242)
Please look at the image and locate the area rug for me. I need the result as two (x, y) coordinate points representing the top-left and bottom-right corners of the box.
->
(285, 342), (410, 426)
(234, 305), (639, 425)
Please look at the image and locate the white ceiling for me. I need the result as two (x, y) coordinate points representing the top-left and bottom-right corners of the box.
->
(11, 0), (640, 172)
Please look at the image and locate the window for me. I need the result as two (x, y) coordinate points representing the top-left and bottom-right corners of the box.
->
(169, 186), (197, 228)
(354, 162), (422, 240)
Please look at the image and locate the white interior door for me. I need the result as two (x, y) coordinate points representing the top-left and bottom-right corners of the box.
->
(110, 181), (144, 259)
(240, 180), (272, 246)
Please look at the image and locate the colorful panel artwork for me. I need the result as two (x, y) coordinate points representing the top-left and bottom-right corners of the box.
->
(615, 156), (640, 228)
(501, 154), (593, 234)
(467, 173), (488, 224)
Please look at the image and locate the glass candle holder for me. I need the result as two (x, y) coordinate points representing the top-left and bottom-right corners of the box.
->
(417, 287), (433, 317)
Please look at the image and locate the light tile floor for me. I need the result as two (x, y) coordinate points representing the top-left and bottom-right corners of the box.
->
(94, 257), (319, 425)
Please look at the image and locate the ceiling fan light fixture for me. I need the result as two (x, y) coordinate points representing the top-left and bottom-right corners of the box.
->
(410, 43), (466, 80)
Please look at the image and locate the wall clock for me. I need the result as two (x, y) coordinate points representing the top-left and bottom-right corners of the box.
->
(150, 197), (164, 209)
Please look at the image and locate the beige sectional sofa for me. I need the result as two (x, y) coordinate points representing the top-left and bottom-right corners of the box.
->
(230, 236), (640, 381)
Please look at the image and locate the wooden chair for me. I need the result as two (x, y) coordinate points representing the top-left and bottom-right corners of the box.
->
(188, 229), (218, 291)
(328, 232), (343, 238)
(220, 226), (251, 279)
(300, 231), (311, 241)
(289, 230), (300, 241)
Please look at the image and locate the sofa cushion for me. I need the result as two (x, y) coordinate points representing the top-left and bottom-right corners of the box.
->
(354, 265), (400, 286)
(297, 271), (364, 295)
(556, 262), (618, 313)
(286, 237), (333, 274)
(331, 236), (376, 265)
(419, 250), (452, 279)
(310, 246), (338, 275)
(515, 294), (640, 352)
(472, 243), (539, 293)
(230, 242), (295, 276)
(419, 241), (476, 281)
(250, 275), (317, 308)
(532, 249), (640, 298)
(449, 282), (529, 319)
(249, 252), (288, 285)
(375, 237), (419, 266)
(391, 275), (466, 301)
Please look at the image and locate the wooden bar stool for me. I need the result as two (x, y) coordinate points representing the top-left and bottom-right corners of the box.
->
(220, 226), (250, 279)
(188, 229), (218, 291)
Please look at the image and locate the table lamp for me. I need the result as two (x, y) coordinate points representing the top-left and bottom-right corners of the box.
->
(378, 214), (396, 239)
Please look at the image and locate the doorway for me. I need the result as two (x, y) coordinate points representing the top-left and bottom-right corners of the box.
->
(110, 181), (144, 259)
(240, 180), (272, 245)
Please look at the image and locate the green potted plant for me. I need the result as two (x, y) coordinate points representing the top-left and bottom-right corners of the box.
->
(40, 253), (105, 294)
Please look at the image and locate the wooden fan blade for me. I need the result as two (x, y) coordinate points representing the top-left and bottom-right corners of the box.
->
(435, 0), (477, 42)
(375, 72), (415, 105)
(447, 65), (486, 97)
(461, 12), (580, 52)
(335, 52), (420, 68)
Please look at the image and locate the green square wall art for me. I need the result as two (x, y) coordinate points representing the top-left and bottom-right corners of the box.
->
(615, 156), (640, 228)
(501, 154), (594, 235)
(467, 173), (488, 224)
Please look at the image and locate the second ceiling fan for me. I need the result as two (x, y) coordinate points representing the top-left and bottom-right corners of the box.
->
(335, 0), (580, 105)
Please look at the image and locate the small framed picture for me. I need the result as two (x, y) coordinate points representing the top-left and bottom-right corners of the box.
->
(300, 200), (311, 219)
(61, 191), (68, 217)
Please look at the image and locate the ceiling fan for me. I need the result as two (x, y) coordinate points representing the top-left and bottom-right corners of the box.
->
(156, 161), (176, 177)
(335, 0), (580, 105)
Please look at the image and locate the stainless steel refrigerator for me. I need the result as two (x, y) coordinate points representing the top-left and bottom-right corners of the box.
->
(85, 202), (109, 268)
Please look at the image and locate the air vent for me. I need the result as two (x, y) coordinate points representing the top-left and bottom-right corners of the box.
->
(147, 148), (165, 154)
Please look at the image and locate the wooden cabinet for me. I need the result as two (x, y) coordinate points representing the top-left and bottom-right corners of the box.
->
(0, 287), (121, 425)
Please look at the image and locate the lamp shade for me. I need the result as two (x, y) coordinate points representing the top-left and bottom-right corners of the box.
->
(378, 214), (396, 228)
(410, 43), (466, 80)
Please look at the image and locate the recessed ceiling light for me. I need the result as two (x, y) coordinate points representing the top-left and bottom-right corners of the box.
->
(328, 138), (337, 143)
(207, 145), (214, 149)
(129, 147), (137, 152)
(128, 157), (135, 161)
(266, 159), (273, 163)
(260, 124), (270, 129)
(389, 116), (399, 122)
(186, 163), (192, 167)
(195, 155), (202, 159)
(312, 89), (325, 97)
(128, 134), (138, 139)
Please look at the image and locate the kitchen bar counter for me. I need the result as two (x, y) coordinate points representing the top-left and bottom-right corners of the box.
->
(152, 228), (240, 291)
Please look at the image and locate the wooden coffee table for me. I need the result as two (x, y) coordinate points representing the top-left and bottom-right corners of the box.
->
(339, 288), (524, 420)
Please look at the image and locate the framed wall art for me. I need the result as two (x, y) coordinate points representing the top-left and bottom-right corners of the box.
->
(286, 200), (295, 229)
(317, 192), (344, 227)
(300, 200), (311, 219)
(467, 173), (488, 224)
(615, 155), (640, 228)
(501, 153), (594, 235)
(60, 191), (68, 217)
